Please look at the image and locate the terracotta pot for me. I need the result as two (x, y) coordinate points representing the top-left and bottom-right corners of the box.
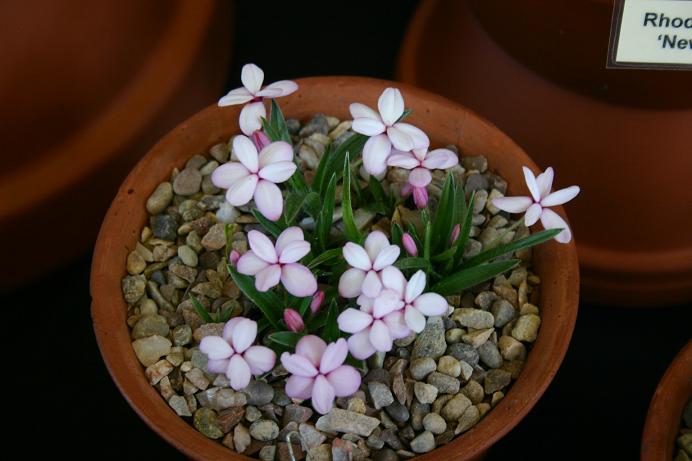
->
(641, 341), (692, 461)
(0, 0), (231, 289)
(397, 0), (692, 306)
(90, 76), (580, 460)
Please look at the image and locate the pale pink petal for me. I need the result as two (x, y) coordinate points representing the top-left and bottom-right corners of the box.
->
(278, 240), (310, 264)
(231, 135), (259, 172)
(254, 179), (284, 222)
(524, 203), (543, 226)
(361, 270), (383, 298)
(401, 183), (412, 197)
(254, 87), (282, 98)
(540, 209), (572, 243)
(206, 358), (230, 374)
(222, 317), (246, 342)
(252, 130), (271, 151)
(373, 289), (404, 318)
(275, 227), (305, 255)
(380, 266), (406, 296)
(378, 88), (405, 126)
(231, 318), (257, 353)
(405, 270), (426, 304)
(422, 148), (459, 169)
(320, 338), (348, 374)
(227, 355), (252, 390)
(226, 174), (258, 207)
(285, 375), (315, 400)
(243, 346), (276, 375)
(413, 293), (449, 316)
(541, 186), (580, 207)
(258, 80), (298, 97)
(413, 186), (428, 209)
(337, 308), (373, 334)
(258, 141), (293, 168)
(247, 230), (278, 263)
(383, 310), (411, 339)
(338, 268), (366, 298)
(255, 264), (282, 292)
(492, 196), (533, 213)
(281, 263), (318, 297)
(364, 231), (390, 261)
(369, 319), (393, 352)
(386, 125), (414, 152)
(311, 375), (336, 415)
(281, 352), (318, 377)
(236, 251), (269, 276)
(347, 329), (376, 360)
(343, 243), (372, 271)
(259, 161), (297, 183)
(536, 167), (554, 199)
(372, 245), (400, 271)
(362, 134), (392, 176)
(211, 162), (249, 189)
(218, 86), (253, 106)
(241, 63), (264, 94)
(239, 101), (266, 136)
(408, 167), (432, 188)
(349, 102), (381, 121)
(200, 336), (233, 360)
(356, 295), (375, 314)
(404, 305), (426, 333)
(326, 365), (361, 397)
(522, 166), (541, 202)
(352, 117), (386, 136)
(285, 307), (305, 332)
(387, 151), (420, 169)
(296, 336), (327, 367)
(393, 123), (429, 150)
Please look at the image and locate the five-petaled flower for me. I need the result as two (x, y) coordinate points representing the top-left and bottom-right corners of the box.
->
(237, 227), (317, 297)
(389, 146), (459, 209)
(218, 63), (298, 136)
(200, 317), (276, 391)
(281, 336), (361, 414)
(492, 166), (579, 243)
(350, 88), (428, 177)
(212, 135), (296, 221)
(338, 231), (401, 299)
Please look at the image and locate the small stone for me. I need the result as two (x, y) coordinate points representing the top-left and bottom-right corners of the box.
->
(373, 448), (399, 461)
(391, 373), (406, 405)
(498, 335), (527, 361)
(413, 382), (438, 404)
(146, 182), (174, 215)
(437, 355), (461, 378)
(132, 335), (172, 366)
(458, 361), (474, 381)
(122, 275), (147, 304)
(213, 388), (246, 410)
(300, 114), (329, 136)
(172, 324), (192, 346)
(477, 402), (491, 417)
(218, 407), (246, 432)
(461, 155), (488, 173)
(485, 369), (512, 394)
(511, 314), (541, 342)
(234, 424), (252, 453)
(364, 368), (392, 386)
(347, 397), (367, 414)
(307, 444), (331, 461)
(131, 314), (170, 339)
(427, 372), (460, 394)
(409, 357), (437, 380)
(368, 382), (395, 409)
(152, 215), (178, 241)
(250, 419), (280, 441)
(139, 298), (157, 315)
(445, 328), (464, 344)
(193, 407), (223, 439)
(409, 431), (435, 454)
(244, 380), (275, 406)
(210, 142), (229, 162)
(520, 303), (540, 315)
(441, 393), (472, 421)
(502, 359), (524, 379)
(455, 405), (481, 434)
(491, 299), (515, 327)
(169, 395), (192, 417)
(201, 223), (226, 250)
(461, 328), (494, 348)
(284, 404), (314, 425)
(491, 391), (505, 406)
(260, 445), (277, 461)
(192, 323), (225, 342)
(331, 438), (355, 461)
(177, 245), (198, 267)
(315, 408), (380, 436)
(245, 406), (262, 422)
(127, 251), (146, 275)
(173, 168), (202, 195)
(394, 332), (416, 347)
(464, 173), (489, 192)
(446, 343), (479, 366)
(145, 359), (173, 385)
(477, 341), (503, 369)
(461, 380), (485, 404)
(410, 399), (429, 431)
(422, 413), (447, 435)
(411, 317), (447, 359)
(299, 423), (327, 450)
(384, 401), (409, 423)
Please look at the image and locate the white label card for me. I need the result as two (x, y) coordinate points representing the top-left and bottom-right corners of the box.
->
(608, 0), (692, 69)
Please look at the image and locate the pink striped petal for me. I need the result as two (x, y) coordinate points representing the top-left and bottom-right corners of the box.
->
(206, 358), (230, 374)
(378, 88), (405, 126)
(492, 196), (533, 213)
(413, 186), (428, 209)
(349, 102), (381, 121)
(338, 268), (366, 298)
(236, 251), (269, 276)
(364, 231), (390, 261)
(255, 264), (281, 292)
(372, 245), (400, 271)
(408, 167), (432, 188)
(347, 329), (376, 360)
(232, 134), (259, 173)
(231, 318), (257, 353)
(337, 308), (373, 334)
(422, 148), (459, 169)
(247, 230), (278, 263)
(258, 141), (293, 168)
(200, 336), (233, 360)
(222, 317), (246, 342)
(258, 80), (298, 97)
(404, 305), (426, 333)
(356, 295), (375, 314)
(380, 266), (406, 296)
(387, 151), (420, 169)
(352, 117), (386, 136)
(540, 209), (572, 243)
(361, 270), (383, 298)
(369, 319), (393, 352)
(320, 338), (348, 374)
(243, 346), (276, 375)
(362, 134), (392, 176)
(343, 243), (372, 271)
(393, 123), (429, 150)
(275, 227), (305, 255)
(239, 101), (266, 136)
(311, 375), (336, 415)
(227, 355), (252, 390)
(218, 86), (253, 106)
(285, 375), (315, 400)
(536, 167), (554, 199)
(254, 179), (284, 221)
(259, 161), (296, 183)
(226, 174), (258, 207)
(541, 186), (580, 207)
(373, 289), (404, 318)
(326, 365), (361, 397)
(296, 336), (327, 367)
(281, 263), (317, 297)
(405, 270), (426, 303)
(412, 293), (448, 316)
(383, 310), (411, 339)
(386, 125), (414, 152)
(278, 240), (310, 264)
(522, 166), (541, 202)
(211, 162), (249, 189)
(241, 63), (264, 94)
(525, 203), (543, 226)
(281, 352), (318, 377)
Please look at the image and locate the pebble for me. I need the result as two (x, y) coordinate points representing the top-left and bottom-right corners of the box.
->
(498, 335), (526, 361)
(122, 275), (147, 304)
(152, 215), (178, 242)
(214, 388), (246, 410)
(511, 314), (541, 342)
(244, 380), (275, 406)
(146, 182), (173, 215)
(127, 250), (146, 275)
(216, 202), (240, 224)
(139, 298), (157, 315)
(283, 404), (314, 425)
(260, 445), (277, 461)
(427, 372), (460, 394)
(455, 405), (481, 434)
(437, 355), (461, 378)
(210, 143), (229, 162)
(193, 407), (223, 439)
(461, 380), (485, 404)
(234, 424), (252, 453)
(132, 335), (172, 366)
(364, 368), (392, 386)
(484, 369), (512, 394)
(177, 245), (198, 267)
(491, 299), (515, 327)
(300, 114), (329, 136)
(464, 173), (489, 192)
(347, 397), (367, 414)
(169, 395), (192, 417)
(422, 413), (447, 435)
(369, 382), (395, 409)
(458, 361), (474, 381)
(299, 423), (326, 449)
(446, 343), (479, 366)
(201, 223), (227, 250)
(441, 393), (472, 421)
(477, 341), (503, 369)
(250, 419), (280, 441)
(131, 314), (170, 339)
(409, 431), (435, 453)
(307, 444), (331, 461)
(192, 323), (224, 342)
(384, 401), (410, 423)
(409, 357), (437, 380)
(277, 442), (303, 461)
(461, 155), (488, 172)
(173, 168), (202, 195)
(411, 317), (447, 359)
(413, 382), (438, 404)
(315, 408), (380, 436)
(245, 406), (262, 422)
(461, 328), (494, 348)
(172, 324), (192, 346)
(145, 359), (173, 385)
(218, 407), (246, 432)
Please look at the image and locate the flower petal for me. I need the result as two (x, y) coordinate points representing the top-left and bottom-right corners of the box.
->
(373, 289), (404, 318)
(258, 80), (298, 97)
(259, 161), (297, 183)
(338, 268), (366, 298)
(254, 179), (284, 221)
(285, 375), (314, 400)
(278, 240), (310, 264)
(491, 196), (533, 213)
(362, 270), (383, 298)
(296, 335), (327, 368)
(311, 375), (336, 415)
(232, 135), (259, 173)
(247, 230), (278, 263)
(222, 317), (246, 342)
(393, 123), (429, 150)
(378, 88), (405, 126)
(536, 167), (554, 199)
(380, 266), (406, 296)
(231, 318), (257, 353)
(372, 245), (400, 271)
(320, 338), (348, 374)
(347, 329), (376, 360)
(327, 365), (361, 397)
(275, 227), (305, 255)
(239, 101), (266, 136)
(258, 141), (293, 168)
(227, 355), (252, 390)
(413, 293), (449, 316)
(362, 134), (392, 176)
(206, 358), (230, 374)
(369, 319), (393, 352)
(386, 125), (414, 152)
(422, 148), (459, 169)
(540, 209), (572, 243)
(353, 117), (386, 136)
(404, 305), (426, 333)
(211, 162), (249, 189)
(343, 242), (372, 271)
(413, 186), (428, 209)
(337, 308), (373, 334)
(226, 174), (258, 207)
(524, 203), (543, 226)
(255, 264), (282, 292)
(387, 151), (420, 169)
(541, 185), (580, 207)
(281, 352), (318, 377)
(243, 346), (276, 375)
(281, 263), (318, 297)
(364, 231), (390, 261)
(523, 166), (541, 202)
(408, 167), (432, 188)
(200, 336), (233, 360)
(356, 295), (375, 314)
(405, 270), (427, 304)
(218, 86), (253, 106)
(349, 102), (381, 121)
(236, 251), (269, 276)
(383, 310), (411, 339)
(241, 63), (264, 94)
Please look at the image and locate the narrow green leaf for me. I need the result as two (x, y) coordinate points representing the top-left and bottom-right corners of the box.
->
(261, 117), (280, 142)
(395, 257), (431, 271)
(311, 143), (333, 195)
(304, 191), (322, 218)
(306, 307), (329, 330)
(423, 220), (432, 260)
(228, 266), (282, 329)
(312, 134), (367, 193)
(189, 294), (213, 323)
(267, 331), (303, 348)
(430, 173), (456, 254)
(323, 300), (340, 342)
(396, 108), (413, 123)
(368, 175), (391, 215)
(342, 152), (362, 243)
(268, 99), (292, 143)
(452, 191), (475, 268)
(459, 228), (561, 269)
(283, 191), (311, 226)
(391, 222), (404, 247)
(407, 222), (423, 251)
(432, 259), (521, 295)
(298, 296), (313, 317)
(431, 245), (458, 263)
(308, 248), (343, 269)
(251, 209), (284, 238)
(315, 173), (337, 252)
(287, 169), (309, 193)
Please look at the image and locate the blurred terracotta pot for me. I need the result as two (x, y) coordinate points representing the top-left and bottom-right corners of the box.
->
(90, 77), (579, 459)
(397, 0), (692, 306)
(641, 341), (692, 461)
(0, 0), (231, 289)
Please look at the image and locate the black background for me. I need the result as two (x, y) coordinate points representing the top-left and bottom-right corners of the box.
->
(7, 2), (689, 459)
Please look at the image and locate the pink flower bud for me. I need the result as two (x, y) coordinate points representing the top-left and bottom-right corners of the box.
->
(412, 186), (428, 209)
(310, 290), (325, 314)
(251, 130), (271, 151)
(229, 250), (240, 266)
(283, 308), (304, 332)
(402, 233), (418, 256)
(450, 224), (460, 244)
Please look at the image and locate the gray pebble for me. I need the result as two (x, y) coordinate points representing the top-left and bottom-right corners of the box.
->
(426, 372), (460, 394)
(177, 245), (198, 267)
(244, 380), (275, 406)
(478, 341), (503, 369)
(409, 357), (437, 380)
(453, 308), (494, 329)
(384, 401), (410, 423)
(122, 275), (147, 304)
(250, 419), (280, 441)
(369, 382), (395, 409)
(193, 407), (223, 439)
(412, 317), (447, 359)
(413, 382), (438, 404)
(446, 343), (479, 366)
(146, 182), (173, 215)
(409, 431), (435, 453)
(131, 314), (170, 339)
(491, 299), (515, 327)
(152, 215), (178, 241)
(173, 168), (203, 195)
(422, 413), (447, 435)
(484, 369), (512, 394)
(169, 395), (192, 417)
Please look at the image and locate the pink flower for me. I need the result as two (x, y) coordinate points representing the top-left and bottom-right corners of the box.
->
(396, 270), (449, 333)
(450, 224), (460, 244)
(338, 231), (401, 299)
(200, 317), (276, 391)
(281, 336), (361, 414)
(492, 167), (580, 243)
(388, 147), (458, 209)
(402, 233), (418, 256)
(229, 250), (241, 266)
(218, 63), (298, 136)
(310, 290), (325, 314)
(251, 130), (271, 151)
(284, 308), (305, 332)
(211, 135), (296, 221)
(350, 88), (428, 176)
(236, 227), (317, 297)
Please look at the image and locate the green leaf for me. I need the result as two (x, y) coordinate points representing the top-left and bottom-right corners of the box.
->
(431, 245), (458, 263)
(308, 248), (343, 269)
(368, 175), (392, 215)
(391, 222), (404, 247)
(452, 191), (475, 268)
(406, 222), (423, 252)
(430, 173), (456, 254)
(228, 266), (282, 329)
(251, 209), (284, 238)
(298, 296), (313, 317)
(396, 108), (413, 123)
(306, 307), (329, 330)
(432, 259), (521, 295)
(287, 169), (309, 193)
(395, 257), (431, 271)
(459, 228), (561, 269)
(342, 152), (362, 243)
(323, 300), (340, 342)
(423, 220), (432, 260)
(267, 331), (303, 348)
(283, 191), (320, 226)
(315, 173), (337, 252)
(267, 99), (292, 143)
(312, 134), (367, 194)
(189, 294), (213, 323)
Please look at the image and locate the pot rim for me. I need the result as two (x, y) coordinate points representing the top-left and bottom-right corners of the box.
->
(91, 76), (580, 460)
